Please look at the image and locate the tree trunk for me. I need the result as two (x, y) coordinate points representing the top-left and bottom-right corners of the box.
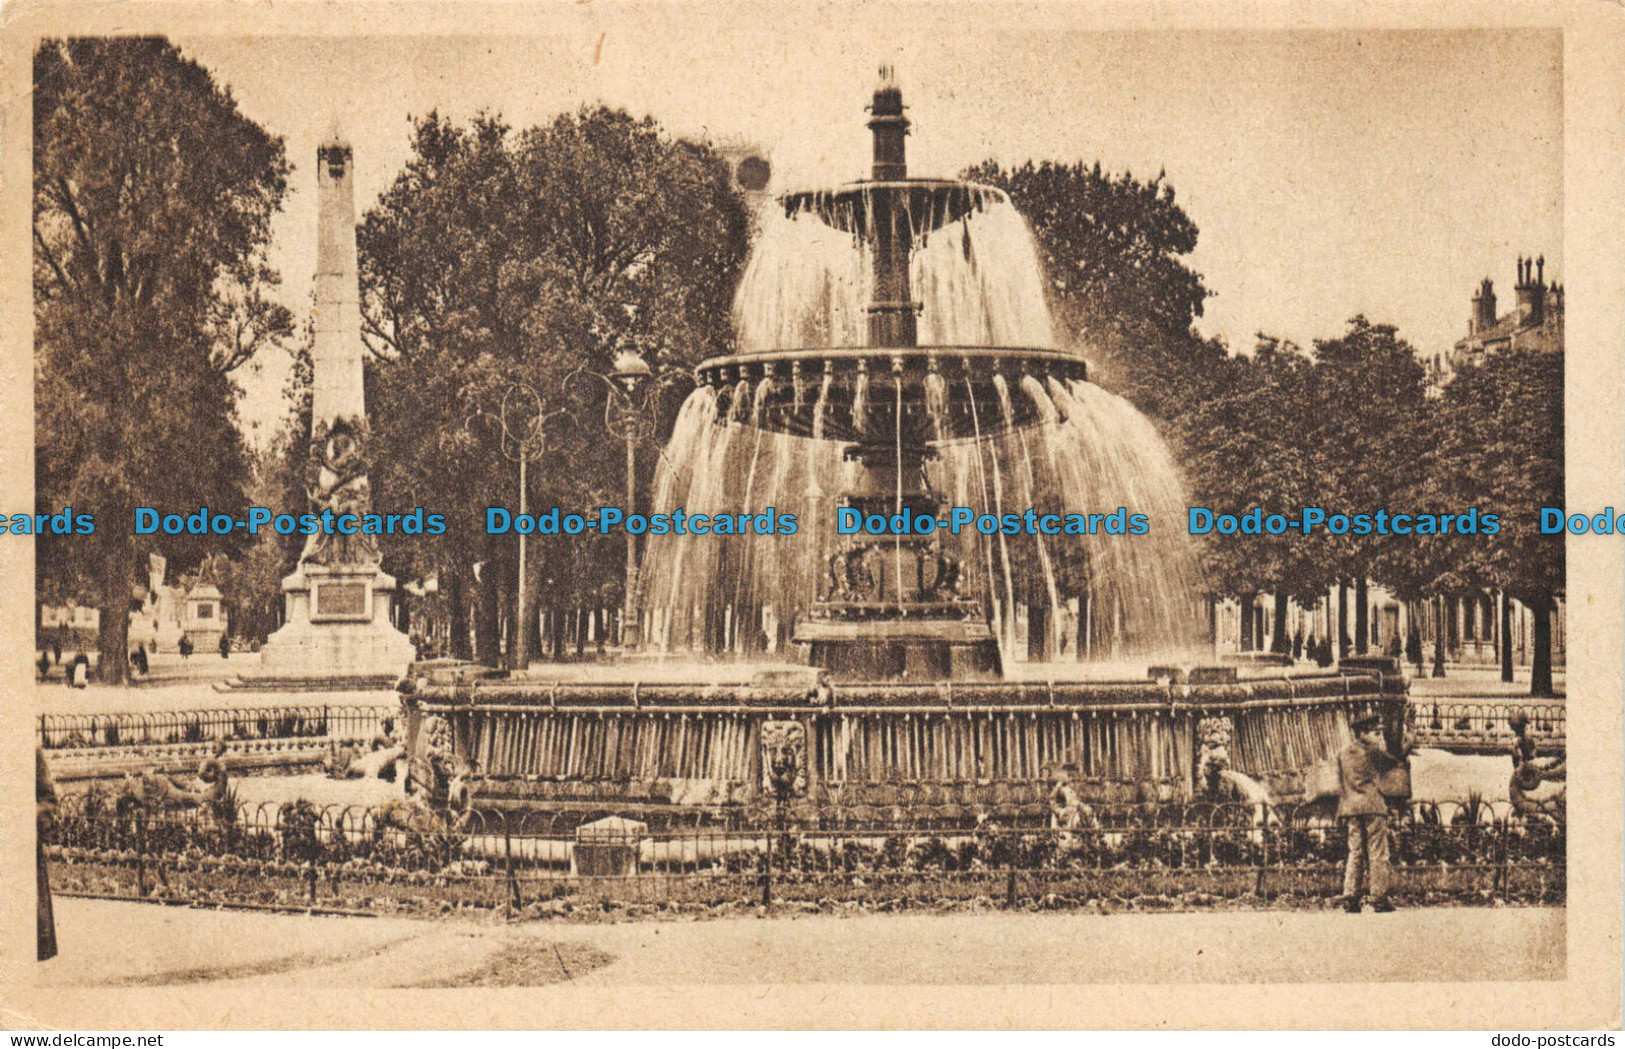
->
(475, 562), (501, 668)
(1354, 577), (1369, 655)
(1337, 581), (1349, 661)
(525, 550), (544, 664)
(1431, 594), (1447, 678)
(496, 578), (513, 670)
(1500, 590), (1514, 684)
(96, 536), (133, 685)
(1078, 590), (1092, 662)
(1027, 601), (1049, 662)
(1270, 592), (1291, 653)
(1238, 593), (1255, 652)
(1530, 592), (1555, 697)
(446, 564), (472, 661)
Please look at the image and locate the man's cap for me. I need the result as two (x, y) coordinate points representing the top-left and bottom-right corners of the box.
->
(1351, 714), (1382, 734)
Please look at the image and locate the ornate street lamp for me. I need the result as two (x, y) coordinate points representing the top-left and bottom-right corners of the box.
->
(467, 384), (557, 672)
(611, 346), (652, 395)
(608, 344), (653, 650)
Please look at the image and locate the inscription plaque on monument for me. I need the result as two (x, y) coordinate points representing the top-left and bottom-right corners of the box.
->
(315, 582), (368, 619)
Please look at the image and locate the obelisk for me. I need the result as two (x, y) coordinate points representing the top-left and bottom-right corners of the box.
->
(255, 139), (415, 681)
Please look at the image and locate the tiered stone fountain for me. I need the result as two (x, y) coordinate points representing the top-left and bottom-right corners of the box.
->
(402, 78), (1406, 823)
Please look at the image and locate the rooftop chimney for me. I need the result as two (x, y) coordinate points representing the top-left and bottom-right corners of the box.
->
(1471, 277), (1496, 335)
(1515, 252), (1544, 328)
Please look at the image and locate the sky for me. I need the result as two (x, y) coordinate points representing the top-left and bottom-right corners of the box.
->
(173, 21), (1563, 443)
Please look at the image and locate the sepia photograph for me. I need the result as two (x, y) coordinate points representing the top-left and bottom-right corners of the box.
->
(4, 0), (1622, 1032)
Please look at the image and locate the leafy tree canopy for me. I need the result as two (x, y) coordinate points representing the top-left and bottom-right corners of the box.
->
(33, 37), (293, 678)
(963, 159), (1224, 417)
(359, 107), (751, 633)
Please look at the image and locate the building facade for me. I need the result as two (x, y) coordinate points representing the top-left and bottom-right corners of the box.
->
(1436, 253), (1564, 382)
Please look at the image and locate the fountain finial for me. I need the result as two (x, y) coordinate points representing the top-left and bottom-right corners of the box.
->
(868, 70), (909, 181)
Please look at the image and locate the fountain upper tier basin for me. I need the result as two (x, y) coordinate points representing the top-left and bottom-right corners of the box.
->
(780, 179), (1009, 238)
(695, 346), (1088, 444)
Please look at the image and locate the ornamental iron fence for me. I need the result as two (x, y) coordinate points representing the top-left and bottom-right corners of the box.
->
(39, 706), (398, 750)
(1407, 699), (1565, 751)
(44, 795), (1564, 915)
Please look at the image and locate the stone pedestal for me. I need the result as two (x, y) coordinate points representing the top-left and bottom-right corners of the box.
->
(257, 563), (414, 680)
(571, 815), (647, 877)
(182, 582), (227, 654)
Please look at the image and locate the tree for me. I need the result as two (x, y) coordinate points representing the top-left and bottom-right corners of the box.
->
(1306, 317), (1434, 656)
(359, 108), (749, 664)
(1171, 319), (1435, 659)
(962, 159), (1225, 418)
(1173, 337), (1330, 649)
(33, 38), (293, 681)
(1429, 349), (1564, 695)
(221, 336), (313, 645)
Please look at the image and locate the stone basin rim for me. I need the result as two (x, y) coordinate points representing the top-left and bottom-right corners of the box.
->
(780, 177), (1011, 211)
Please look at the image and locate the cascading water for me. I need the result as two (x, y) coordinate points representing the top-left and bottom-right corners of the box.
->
(640, 78), (1208, 671)
(642, 370), (1209, 664)
(734, 196), (1056, 353)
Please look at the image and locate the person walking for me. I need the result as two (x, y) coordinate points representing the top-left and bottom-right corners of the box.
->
(67, 652), (89, 688)
(1336, 713), (1405, 913)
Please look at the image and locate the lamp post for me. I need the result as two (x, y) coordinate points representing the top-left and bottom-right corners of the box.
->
(607, 345), (654, 650)
(467, 384), (553, 672)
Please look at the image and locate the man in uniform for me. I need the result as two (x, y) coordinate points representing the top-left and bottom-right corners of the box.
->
(1337, 713), (1404, 913)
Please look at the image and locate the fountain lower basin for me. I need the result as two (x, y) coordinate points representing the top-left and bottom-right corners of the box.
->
(400, 666), (1406, 823)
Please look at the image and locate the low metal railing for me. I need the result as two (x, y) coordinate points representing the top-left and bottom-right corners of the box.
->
(43, 796), (1564, 915)
(1408, 699), (1565, 750)
(38, 706), (397, 750)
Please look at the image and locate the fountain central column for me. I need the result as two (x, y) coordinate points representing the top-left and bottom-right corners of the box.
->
(848, 78), (933, 547)
(865, 81), (920, 349)
(788, 79), (1002, 681)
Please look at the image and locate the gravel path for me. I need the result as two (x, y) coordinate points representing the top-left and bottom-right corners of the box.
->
(32, 897), (1563, 990)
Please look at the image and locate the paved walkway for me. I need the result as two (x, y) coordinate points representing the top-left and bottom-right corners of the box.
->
(37, 680), (398, 717)
(31, 897), (1563, 989)
(1409, 666), (1564, 700)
